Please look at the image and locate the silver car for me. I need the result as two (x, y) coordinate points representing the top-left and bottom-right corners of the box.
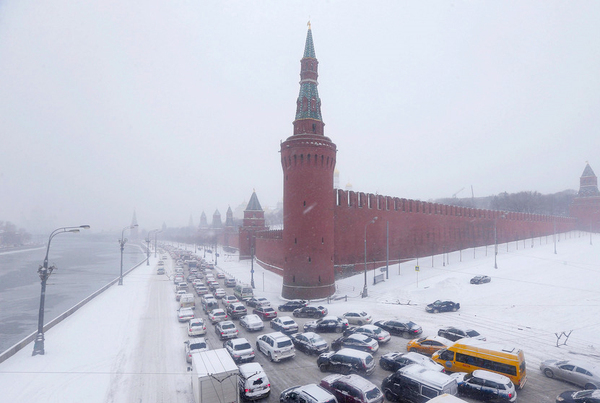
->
(239, 314), (265, 332)
(540, 359), (600, 389)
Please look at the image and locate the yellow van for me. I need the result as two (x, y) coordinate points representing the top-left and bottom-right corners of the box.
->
(432, 338), (526, 389)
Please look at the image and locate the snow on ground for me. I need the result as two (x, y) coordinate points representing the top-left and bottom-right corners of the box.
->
(0, 231), (598, 402)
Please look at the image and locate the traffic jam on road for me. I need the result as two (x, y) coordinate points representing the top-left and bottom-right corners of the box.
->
(161, 248), (599, 403)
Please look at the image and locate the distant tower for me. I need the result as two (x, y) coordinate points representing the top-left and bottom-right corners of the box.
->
(225, 206), (235, 227)
(199, 211), (208, 229)
(212, 209), (223, 229)
(130, 210), (139, 240)
(239, 190), (267, 260)
(280, 24), (337, 299)
(570, 162), (600, 231)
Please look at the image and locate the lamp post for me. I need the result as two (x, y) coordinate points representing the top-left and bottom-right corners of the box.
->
(494, 213), (506, 269)
(33, 225), (90, 356)
(119, 224), (138, 285)
(553, 219), (557, 254)
(362, 217), (378, 298)
(146, 229), (160, 265)
(154, 230), (162, 258)
(250, 246), (255, 289)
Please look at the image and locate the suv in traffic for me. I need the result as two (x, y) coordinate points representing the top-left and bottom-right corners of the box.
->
(317, 348), (375, 376)
(256, 332), (295, 362)
(227, 302), (248, 319)
(280, 384), (337, 403)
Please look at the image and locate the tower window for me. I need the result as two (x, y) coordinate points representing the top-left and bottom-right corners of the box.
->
(322, 237), (324, 244)
(294, 238), (297, 244)
(308, 256), (311, 262)
(303, 201), (306, 206)
(312, 123), (316, 133)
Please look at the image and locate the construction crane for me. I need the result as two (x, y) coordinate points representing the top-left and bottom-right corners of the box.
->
(452, 187), (465, 198)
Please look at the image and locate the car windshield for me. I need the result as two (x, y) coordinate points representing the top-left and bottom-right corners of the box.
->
(215, 312), (225, 317)
(235, 343), (251, 350)
(265, 308), (274, 312)
(222, 323), (235, 329)
(371, 327), (382, 334)
(277, 340), (292, 348)
(283, 320), (295, 325)
(574, 390), (595, 398)
(466, 330), (480, 337)
(366, 387), (382, 399)
(191, 342), (206, 350)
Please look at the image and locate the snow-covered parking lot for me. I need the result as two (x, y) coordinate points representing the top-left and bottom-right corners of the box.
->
(0, 231), (598, 402)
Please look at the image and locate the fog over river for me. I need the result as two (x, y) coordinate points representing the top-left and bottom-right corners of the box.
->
(0, 234), (146, 353)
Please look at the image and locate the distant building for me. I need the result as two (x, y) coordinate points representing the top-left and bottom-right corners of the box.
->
(570, 163), (600, 231)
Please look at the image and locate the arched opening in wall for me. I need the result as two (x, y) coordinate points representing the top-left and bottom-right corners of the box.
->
(294, 155), (297, 165)
(294, 238), (297, 244)
(307, 154), (311, 164)
(322, 237), (324, 244)
(300, 154), (304, 165)
(321, 155), (324, 166)
(312, 123), (316, 133)
(318, 275), (321, 283)
(308, 256), (311, 262)
(303, 201), (306, 207)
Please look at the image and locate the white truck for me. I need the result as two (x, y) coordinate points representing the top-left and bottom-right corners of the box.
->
(191, 348), (239, 403)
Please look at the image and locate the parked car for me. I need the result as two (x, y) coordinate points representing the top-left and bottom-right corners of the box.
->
(227, 302), (248, 319)
(239, 362), (271, 401)
(208, 308), (228, 324)
(373, 319), (422, 338)
(280, 384), (337, 403)
(187, 318), (207, 337)
(213, 288), (227, 299)
(247, 296), (271, 308)
(426, 300), (461, 313)
(177, 307), (195, 322)
(407, 336), (452, 356)
(216, 272), (226, 279)
(195, 286), (210, 296)
(223, 337), (255, 363)
(345, 325), (391, 344)
(175, 290), (187, 301)
(225, 278), (236, 287)
(342, 311), (373, 326)
(438, 326), (486, 342)
(556, 390), (600, 403)
(239, 314), (265, 332)
(454, 370), (517, 402)
(331, 333), (379, 353)
(540, 359), (600, 389)
(290, 332), (329, 355)
(379, 351), (445, 372)
(255, 332), (295, 362)
(253, 306), (278, 321)
(270, 316), (299, 334)
(470, 275), (491, 284)
(320, 373), (384, 403)
(304, 316), (349, 333)
(317, 348), (375, 376)
(215, 320), (239, 340)
(184, 338), (208, 363)
(279, 300), (308, 312)
(293, 305), (328, 319)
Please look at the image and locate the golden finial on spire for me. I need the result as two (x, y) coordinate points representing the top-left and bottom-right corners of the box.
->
(307, 20), (311, 30)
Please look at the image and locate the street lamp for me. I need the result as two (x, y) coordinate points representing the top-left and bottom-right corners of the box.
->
(494, 213), (506, 269)
(119, 224), (138, 285)
(154, 229), (163, 257)
(146, 229), (160, 266)
(362, 217), (378, 298)
(33, 225), (90, 356)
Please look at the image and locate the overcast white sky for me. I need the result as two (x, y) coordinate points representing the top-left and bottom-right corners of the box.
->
(1, 1), (599, 232)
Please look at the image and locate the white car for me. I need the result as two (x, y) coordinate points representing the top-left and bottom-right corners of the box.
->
(270, 316), (299, 335)
(342, 311), (373, 325)
(256, 332), (295, 362)
(223, 337), (255, 363)
(222, 295), (239, 307)
(239, 314), (264, 332)
(177, 307), (194, 322)
(213, 288), (227, 299)
(215, 320), (239, 340)
(184, 338), (208, 363)
(208, 309), (228, 324)
(239, 362), (270, 401)
(187, 318), (207, 336)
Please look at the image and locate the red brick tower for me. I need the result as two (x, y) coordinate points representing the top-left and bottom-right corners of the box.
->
(570, 162), (600, 231)
(239, 191), (267, 260)
(280, 24), (337, 299)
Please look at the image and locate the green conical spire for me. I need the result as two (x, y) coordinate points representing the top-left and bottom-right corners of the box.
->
(303, 22), (316, 58)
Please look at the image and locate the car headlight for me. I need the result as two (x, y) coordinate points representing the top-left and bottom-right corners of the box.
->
(556, 397), (564, 402)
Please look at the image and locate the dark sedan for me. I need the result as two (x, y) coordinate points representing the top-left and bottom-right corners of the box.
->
(471, 275), (491, 284)
(290, 332), (329, 355)
(426, 300), (460, 313)
(438, 326), (485, 342)
(556, 390), (600, 403)
(331, 333), (379, 353)
(303, 316), (349, 333)
(253, 306), (278, 320)
(278, 300), (308, 312)
(373, 319), (422, 338)
(293, 305), (328, 319)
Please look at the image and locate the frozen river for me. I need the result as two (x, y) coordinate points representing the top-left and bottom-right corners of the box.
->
(0, 234), (146, 353)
